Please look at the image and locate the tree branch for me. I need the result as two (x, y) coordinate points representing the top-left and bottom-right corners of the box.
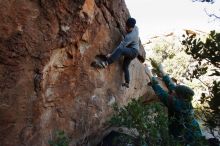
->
(192, 0), (214, 4)
(204, 8), (220, 20)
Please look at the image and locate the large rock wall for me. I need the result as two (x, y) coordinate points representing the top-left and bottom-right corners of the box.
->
(0, 0), (153, 145)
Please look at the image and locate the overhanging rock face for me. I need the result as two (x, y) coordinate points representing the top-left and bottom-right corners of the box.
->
(0, 0), (153, 145)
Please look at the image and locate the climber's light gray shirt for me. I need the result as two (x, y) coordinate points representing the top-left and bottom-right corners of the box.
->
(117, 26), (139, 51)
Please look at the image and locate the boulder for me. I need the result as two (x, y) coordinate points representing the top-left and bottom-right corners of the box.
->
(0, 0), (152, 145)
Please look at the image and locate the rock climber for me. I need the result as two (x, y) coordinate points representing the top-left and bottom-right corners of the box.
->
(97, 17), (140, 88)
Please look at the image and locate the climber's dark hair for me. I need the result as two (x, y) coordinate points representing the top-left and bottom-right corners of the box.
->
(126, 17), (136, 28)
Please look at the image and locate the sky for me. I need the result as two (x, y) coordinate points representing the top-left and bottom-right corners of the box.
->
(125, 0), (220, 41)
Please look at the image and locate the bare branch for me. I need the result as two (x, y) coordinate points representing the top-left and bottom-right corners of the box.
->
(204, 8), (220, 20)
(192, 0), (215, 4)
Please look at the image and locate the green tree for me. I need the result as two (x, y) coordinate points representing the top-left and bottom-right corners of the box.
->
(182, 31), (220, 139)
(146, 30), (219, 140)
(109, 99), (180, 146)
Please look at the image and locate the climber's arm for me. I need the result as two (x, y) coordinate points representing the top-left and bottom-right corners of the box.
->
(162, 75), (176, 91)
(151, 77), (182, 111)
(145, 65), (182, 111)
(116, 33), (133, 49)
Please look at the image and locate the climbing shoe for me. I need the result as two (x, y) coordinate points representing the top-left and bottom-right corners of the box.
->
(100, 60), (108, 68)
(122, 82), (129, 88)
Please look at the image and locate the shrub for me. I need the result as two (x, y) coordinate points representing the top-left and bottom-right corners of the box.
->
(109, 99), (173, 146)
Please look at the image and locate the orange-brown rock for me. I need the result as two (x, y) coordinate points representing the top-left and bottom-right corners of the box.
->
(0, 0), (152, 145)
